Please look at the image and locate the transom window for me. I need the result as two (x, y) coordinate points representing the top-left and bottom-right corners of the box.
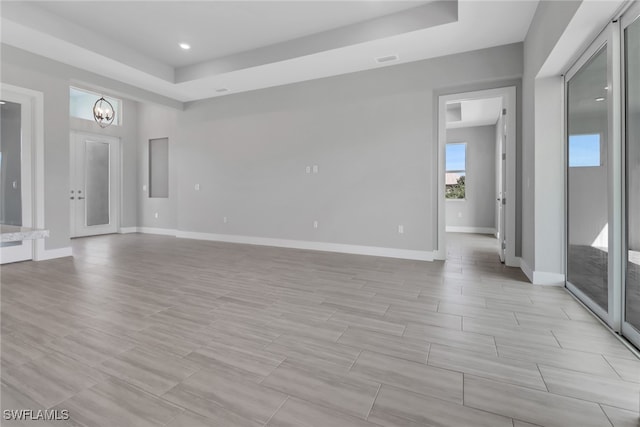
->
(69, 87), (122, 126)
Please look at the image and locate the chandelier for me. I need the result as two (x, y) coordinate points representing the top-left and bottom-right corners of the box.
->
(93, 97), (115, 128)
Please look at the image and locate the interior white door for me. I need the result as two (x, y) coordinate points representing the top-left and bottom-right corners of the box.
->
(70, 132), (120, 238)
(499, 112), (507, 263)
(0, 90), (33, 264)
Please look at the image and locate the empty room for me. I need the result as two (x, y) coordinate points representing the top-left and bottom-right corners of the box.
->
(1, 1), (639, 426)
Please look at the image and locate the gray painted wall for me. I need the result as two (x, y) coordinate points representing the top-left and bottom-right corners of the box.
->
(522, 1), (581, 273)
(1, 41), (523, 256)
(445, 125), (497, 230)
(137, 103), (178, 230)
(141, 43), (524, 253)
(1, 45), (143, 249)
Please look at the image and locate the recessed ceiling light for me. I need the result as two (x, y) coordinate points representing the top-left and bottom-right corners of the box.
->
(604, 86), (609, 90)
(375, 54), (399, 64)
(0, 101), (5, 105)
(179, 43), (191, 50)
(595, 97), (605, 102)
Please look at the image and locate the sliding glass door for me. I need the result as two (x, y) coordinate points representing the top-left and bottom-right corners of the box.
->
(566, 2), (640, 346)
(623, 5), (640, 347)
(566, 35), (613, 323)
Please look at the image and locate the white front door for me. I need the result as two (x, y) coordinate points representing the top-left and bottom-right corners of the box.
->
(1, 90), (33, 264)
(70, 132), (120, 238)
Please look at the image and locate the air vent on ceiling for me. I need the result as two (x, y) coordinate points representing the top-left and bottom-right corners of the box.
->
(215, 88), (229, 93)
(375, 55), (399, 64)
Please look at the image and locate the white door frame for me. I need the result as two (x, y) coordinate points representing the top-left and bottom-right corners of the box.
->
(0, 83), (45, 262)
(620, 0), (640, 350)
(70, 131), (121, 238)
(436, 86), (518, 267)
(499, 118), (508, 262)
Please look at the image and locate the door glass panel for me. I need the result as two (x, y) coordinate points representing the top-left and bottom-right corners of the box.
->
(567, 46), (610, 311)
(625, 16), (640, 331)
(0, 101), (23, 247)
(85, 141), (110, 226)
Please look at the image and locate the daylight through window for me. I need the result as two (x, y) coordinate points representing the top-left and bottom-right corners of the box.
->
(445, 142), (466, 199)
(568, 134), (601, 167)
(70, 87), (122, 126)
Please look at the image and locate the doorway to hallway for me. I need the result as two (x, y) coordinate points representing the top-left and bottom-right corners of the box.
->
(439, 87), (515, 266)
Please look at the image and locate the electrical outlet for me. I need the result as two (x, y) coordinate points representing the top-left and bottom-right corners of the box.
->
(223, 217), (228, 223)
(154, 212), (159, 219)
(458, 212), (462, 218)
(305, 166), (311, 174)
(398, 225), (404, 234)
(194, 184), (200, 191)
(143, 184), (147, 191)
(312, 165), (319, 174)
(313, 220), (318, 229)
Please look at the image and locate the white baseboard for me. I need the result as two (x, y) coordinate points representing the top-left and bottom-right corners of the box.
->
(136, 227), (178, 236)
(520, 258), (564, 286)
(446, 226), (496, 235)
(119, 227), (138, 234)
(34, 246), (73, 261)
(174, 230), (434, 261)
(533, 271), (565, 286)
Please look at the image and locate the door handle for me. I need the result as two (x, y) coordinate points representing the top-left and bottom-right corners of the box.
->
(70, 197), (75, 200)
(77, 196), (85, 200)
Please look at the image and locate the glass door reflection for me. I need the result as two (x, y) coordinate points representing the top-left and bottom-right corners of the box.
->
(566, 45), (611, 316)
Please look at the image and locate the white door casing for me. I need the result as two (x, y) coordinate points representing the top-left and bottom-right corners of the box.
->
(437, 86), (518, 267)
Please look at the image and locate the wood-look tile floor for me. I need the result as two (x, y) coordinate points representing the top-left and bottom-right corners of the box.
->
(1, 233), (639, 426)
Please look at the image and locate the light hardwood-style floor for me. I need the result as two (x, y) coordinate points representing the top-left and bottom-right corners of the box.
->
(1, 233), (639, 426)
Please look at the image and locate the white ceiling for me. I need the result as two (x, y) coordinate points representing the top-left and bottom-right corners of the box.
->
(446, 97), (503, 129)
(32, 1), (430, 68)
(0, 1), (539, 104)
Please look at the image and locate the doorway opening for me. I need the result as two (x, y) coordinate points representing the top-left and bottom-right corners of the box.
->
(437, 87), (518, 267)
